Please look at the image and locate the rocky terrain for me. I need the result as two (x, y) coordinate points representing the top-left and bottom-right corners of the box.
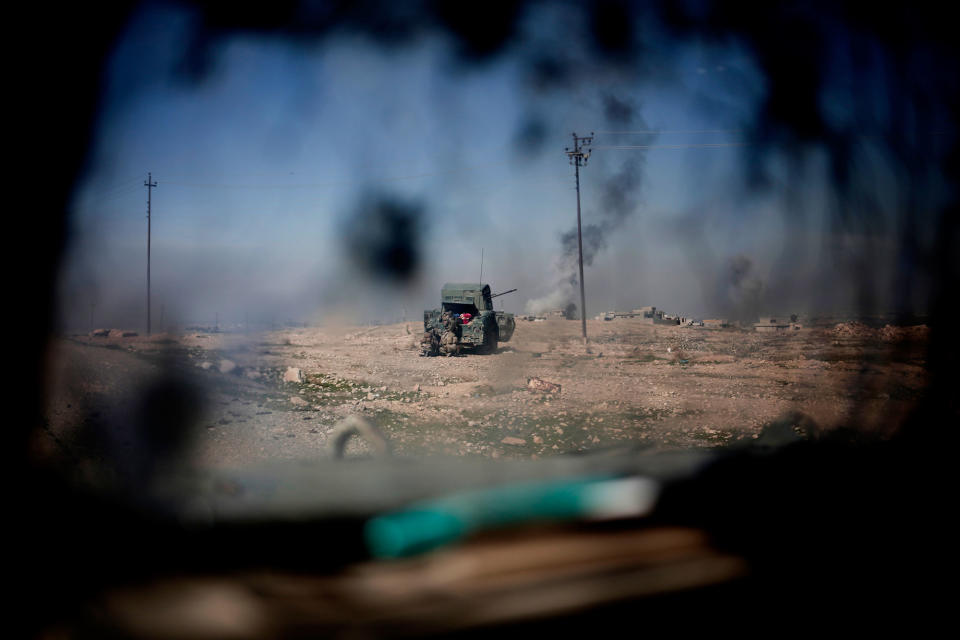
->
(41, 318), (930, 478)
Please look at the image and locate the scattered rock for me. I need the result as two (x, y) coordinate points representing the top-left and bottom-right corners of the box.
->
(501, 436), (526, 446)
(90, 328), (110, 337)
(283, 367), (304, 383)
(219, 359), (237, 374)
(198, 361), (213, 370)
(246, 370), (261, 379)
(290, 396), (307, 406)
(527, 377), (561, 394)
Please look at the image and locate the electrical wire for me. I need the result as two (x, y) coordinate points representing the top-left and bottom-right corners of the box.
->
(158, 162), (498, 189)
(594, 129), (742, 135)
(593, 142), (747, 150)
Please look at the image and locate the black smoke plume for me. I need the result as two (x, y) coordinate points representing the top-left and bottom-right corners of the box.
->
(718, 254), (764, 324)
(529, 92), (651, 314)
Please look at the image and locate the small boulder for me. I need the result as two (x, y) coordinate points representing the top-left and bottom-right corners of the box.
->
(219, 359), (237, 374)
(501, 436), (527, 446)
(527, 377), (561, 394)
(283, 367), (304, 383)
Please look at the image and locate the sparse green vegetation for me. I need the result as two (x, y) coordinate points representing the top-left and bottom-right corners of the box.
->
(54, 317), (928, 467)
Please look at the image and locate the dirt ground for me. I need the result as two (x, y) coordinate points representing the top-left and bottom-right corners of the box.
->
(41, 318), (929, 477)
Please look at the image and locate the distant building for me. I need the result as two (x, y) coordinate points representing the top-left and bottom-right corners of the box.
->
(593, 305), (691, 325)
(754, 316), (799, 332)
(544, 304), (578, 320)
(702, 318), (730, 328)
(636, 306), (679, 325)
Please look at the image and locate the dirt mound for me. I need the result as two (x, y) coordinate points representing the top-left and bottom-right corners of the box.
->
(833, 322), (930, 343)
(879, 324), (930, 342)
(833, 322), (877, 339)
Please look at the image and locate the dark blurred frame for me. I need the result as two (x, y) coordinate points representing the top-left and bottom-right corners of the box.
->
(11, 1), (957, 635)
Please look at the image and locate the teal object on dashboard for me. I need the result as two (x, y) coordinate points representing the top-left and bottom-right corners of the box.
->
(365, 475), (659, 558)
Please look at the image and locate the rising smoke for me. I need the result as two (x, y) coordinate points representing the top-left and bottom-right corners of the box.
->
(526, 93), (652, 315)
(718, 254), (764, 323)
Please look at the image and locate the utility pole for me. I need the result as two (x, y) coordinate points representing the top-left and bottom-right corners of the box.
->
(144, 172), (157, 335)
(565, 132), (593, 344)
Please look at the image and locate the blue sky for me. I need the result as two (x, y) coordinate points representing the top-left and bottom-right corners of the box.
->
(60, 1), (889, 331)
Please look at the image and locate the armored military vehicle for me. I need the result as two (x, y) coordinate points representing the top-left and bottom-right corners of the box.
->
(423, 283), (516, 354)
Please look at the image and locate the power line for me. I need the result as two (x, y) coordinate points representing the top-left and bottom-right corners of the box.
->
(85, 181), (141, 198)
(159, 162), (498, 190)
(594, 129), (742, 135)
(80, 184), (144, 208)
(81, 176), (142, 196)
(594, 142), (747, 150)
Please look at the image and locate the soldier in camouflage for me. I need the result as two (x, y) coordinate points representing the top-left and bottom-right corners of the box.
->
(419, 328), (440, 357)
(438, 311), (462, 356)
